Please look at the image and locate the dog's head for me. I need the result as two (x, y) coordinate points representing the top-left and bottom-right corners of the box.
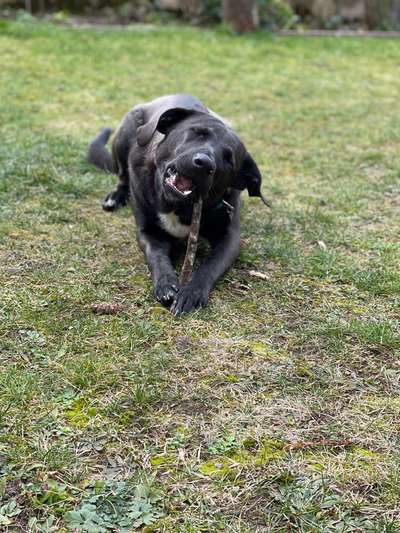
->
(139, 107), (268, 207)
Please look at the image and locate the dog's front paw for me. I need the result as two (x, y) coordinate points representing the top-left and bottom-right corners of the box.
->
(102, 190), (128, 212)
(155, 275), (180, 307)
(171, 285), (209, 316)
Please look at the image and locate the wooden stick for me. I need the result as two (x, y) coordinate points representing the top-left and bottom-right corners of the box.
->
(180, 197), (203, 285)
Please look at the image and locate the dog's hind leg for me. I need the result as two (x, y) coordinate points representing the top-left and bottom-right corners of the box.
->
(87, 127), (130, 211)
(101, 129), (131, 212)
(102, 112), (144, 212)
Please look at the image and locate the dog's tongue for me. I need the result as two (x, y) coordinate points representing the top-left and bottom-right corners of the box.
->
(174, 175), (193, 192)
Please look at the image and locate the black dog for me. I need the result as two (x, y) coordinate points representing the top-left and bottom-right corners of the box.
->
(88, 94), (268, 315)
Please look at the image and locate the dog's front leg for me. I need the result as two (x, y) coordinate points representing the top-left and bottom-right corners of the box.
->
(137, 230), (180, 306)
(171, 211), (240, 316)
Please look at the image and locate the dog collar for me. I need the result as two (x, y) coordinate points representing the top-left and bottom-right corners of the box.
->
(208, 198), (235, 216)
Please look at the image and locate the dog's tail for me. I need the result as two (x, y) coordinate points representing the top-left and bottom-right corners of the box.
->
(87, 127), (116, 173)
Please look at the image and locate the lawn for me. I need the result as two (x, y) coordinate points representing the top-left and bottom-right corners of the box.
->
(0, 18), (399, 532)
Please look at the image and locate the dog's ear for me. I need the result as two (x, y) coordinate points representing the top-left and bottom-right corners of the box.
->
(137, 107), (195, 146)
(156, 108), (195, 135)
(233, 152), (270, 207)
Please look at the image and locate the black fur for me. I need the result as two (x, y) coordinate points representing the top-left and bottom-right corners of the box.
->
(88, 94), (267, 315)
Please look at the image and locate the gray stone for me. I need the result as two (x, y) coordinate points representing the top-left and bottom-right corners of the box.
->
(157, 0), (181, 11)
(340, 0), (366, 21)
(313, 0), (336, 19)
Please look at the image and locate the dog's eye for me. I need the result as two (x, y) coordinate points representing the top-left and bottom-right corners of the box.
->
(223, 148), (234, 166)
(192, 127), (210, 138)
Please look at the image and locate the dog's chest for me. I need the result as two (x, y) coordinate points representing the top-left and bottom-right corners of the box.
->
(158, 211), (190, 238)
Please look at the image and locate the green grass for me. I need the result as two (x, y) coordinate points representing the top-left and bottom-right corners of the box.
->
(1, 18), (400, 532)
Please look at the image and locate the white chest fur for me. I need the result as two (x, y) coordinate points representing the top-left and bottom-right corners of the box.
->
(159, 211), (190, 239)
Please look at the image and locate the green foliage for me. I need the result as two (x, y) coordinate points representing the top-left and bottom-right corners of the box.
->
(27, 515), (59, 533)
(208, 435), (240, 455)
(65, 398), (98, 428)
(168, 431), (187, 449)
(202, 0), (221, 23)
(2, 0), (296, 30)
(64, 481), (163, 532)
(15, 9), (37, 23)
(258, 0), (297, 30)
(0, 499), (21, 527)
(269, 477), (387, 532)
(27, 479), (72, 510)
(65, 504), (108, 532)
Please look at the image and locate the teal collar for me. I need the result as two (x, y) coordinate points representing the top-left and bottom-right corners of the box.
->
(209, 198), (234, 215)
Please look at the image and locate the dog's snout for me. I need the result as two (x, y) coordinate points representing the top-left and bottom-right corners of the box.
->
(192, 153), (215, 175)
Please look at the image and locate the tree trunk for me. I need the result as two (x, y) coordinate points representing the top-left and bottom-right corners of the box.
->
(365, 0), (400, 29)
(222, 0), (260, 33)
(388, 0), (400, 28)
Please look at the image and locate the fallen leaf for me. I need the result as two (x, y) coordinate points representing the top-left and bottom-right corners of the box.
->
(178, 449), (186, 462)
(249, 270), (269, 280)
(90, 303), (124, 315)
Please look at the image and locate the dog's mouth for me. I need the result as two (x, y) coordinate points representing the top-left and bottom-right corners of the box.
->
(165, 166), (194, 198)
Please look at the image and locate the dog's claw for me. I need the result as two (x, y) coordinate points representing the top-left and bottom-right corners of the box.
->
(171, 285), (209, 316)
(155, 277), (180, 307)
(161, 289), (176, 303)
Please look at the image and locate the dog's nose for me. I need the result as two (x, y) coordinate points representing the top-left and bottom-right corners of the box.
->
(192, 153), (215, 175)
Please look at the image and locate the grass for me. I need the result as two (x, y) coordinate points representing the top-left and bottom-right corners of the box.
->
(1, 17), (400, 532)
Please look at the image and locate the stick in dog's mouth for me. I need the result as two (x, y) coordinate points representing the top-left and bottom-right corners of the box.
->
(179, 196), (203, 286)
(165, 166), (193, 197)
